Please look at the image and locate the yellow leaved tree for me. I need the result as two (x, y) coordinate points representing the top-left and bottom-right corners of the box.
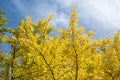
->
(1, 6), (120, 80)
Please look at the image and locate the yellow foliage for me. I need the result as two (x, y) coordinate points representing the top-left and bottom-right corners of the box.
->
(0, 6), (120, 80)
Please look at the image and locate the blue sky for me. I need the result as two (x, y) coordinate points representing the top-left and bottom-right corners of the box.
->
(1, 0), (120, 52)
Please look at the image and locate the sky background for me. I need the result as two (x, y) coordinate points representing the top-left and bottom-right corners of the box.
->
(1, 0), (120, 52)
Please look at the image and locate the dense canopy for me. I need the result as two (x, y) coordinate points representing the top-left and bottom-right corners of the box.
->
(0, 7), (120, 80)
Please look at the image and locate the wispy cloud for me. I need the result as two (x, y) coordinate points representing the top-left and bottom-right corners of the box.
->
(12, 0), (120, 38)
(12, 0), (69, 29)
(56, 0), (120, 38)
(56, 0), (73, 8)
(56, 0), (120, 29)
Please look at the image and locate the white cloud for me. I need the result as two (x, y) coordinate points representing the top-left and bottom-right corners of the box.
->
(56, 0), (73, 8)
(78, 0), (120, 29)
(56, 0), (120, 29)
(12, 0), (69, 29)
(53, 12), (69, 29)
(12, 0), (120, 38)
(55, 0), (120, 39)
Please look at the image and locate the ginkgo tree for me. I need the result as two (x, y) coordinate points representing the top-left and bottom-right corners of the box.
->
(0, 10), (10, 80)
(1, 7), (120, 80)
